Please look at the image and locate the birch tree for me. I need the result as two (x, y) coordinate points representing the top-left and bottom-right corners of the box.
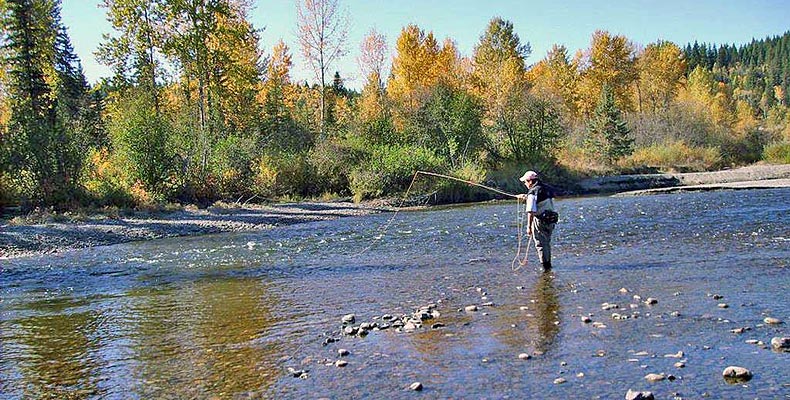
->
(295, 0), (349, 138)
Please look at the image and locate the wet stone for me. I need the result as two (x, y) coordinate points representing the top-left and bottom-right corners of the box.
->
(644, 298), (658, 305)
(335, 360), (348, 368)
(674, 362), (686, 368)
(717, 303), (729, 309)
(409, 382), (423, 391)
(722, 366), (752, 383)
(464, 305), (479, 312)
(764, 317), (783, 325)
(644, 373), (666, 382)
(518, 353), (532, 360)
(341, 314), (356, 324)
(343, 326), (358, 335)
(338, 349), (349, 357)
(431, 322), (445, 329)
(625, 389), (655, 400)
(553, 378), (567, 384)
(581, 316), (592, 323)
(771, 337), (790, 351)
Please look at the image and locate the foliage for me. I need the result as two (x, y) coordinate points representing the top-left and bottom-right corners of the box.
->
(349, 144), (442, 202)
(763, 141), (790, 164)
(585, 85), (634, 164)
(107, 89), (174, 197)
(618, 140), (722, 172)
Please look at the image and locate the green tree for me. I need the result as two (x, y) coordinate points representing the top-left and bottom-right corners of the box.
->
(1, 0), (91, 205)
(586, 85), (634, 163)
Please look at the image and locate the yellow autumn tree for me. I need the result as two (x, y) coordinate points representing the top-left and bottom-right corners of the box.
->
(387, 24), (455, 110)
(577, 30), (637, 116)
(635, 41), (686, 113)
(357, 29), (388, 125)
(528, 44), (579, 116)
(471, 17), (530, 126)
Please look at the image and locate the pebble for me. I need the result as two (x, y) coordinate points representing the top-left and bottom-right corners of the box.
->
(341, 314), (355, 324)
(553, 378), (566, 384)
(431, 323), (445, 329)
(464, 305), (478, 312)
(722, 366), (752, 382)
(519, 306), (530, 311)
(674, 362), (685, 368)
(602, 303), (619, 310)
(343, 326), (358, 335)
(581, 316), (592, 323)
(712, 294), (724, 300)
(576, 372), (584, 378)
(670, 311), (681, 317)
(730, 327), (747, 334)
(745, 339), (759, 344)
(335, 360), (348, 368)
(644, 373), (666, 382)
(619, 288), (630, 294)
(409, 382), (423, 391)
(664, 351), (683, 358)
(644, 298), (658, 305)
(764, 317), (783, 324)
(771, 337), (790, 351)
(338, 349), (349, 357)
(625, 389), (655, 400)
(287, 367), (308, 378)
(518, 353), (532, 360)
(717, 303), (729, 308)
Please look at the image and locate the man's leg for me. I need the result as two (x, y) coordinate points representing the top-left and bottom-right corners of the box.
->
(533, 220), (552, 270)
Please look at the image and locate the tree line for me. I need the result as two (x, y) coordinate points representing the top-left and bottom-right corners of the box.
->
(2, 0), (789, 210)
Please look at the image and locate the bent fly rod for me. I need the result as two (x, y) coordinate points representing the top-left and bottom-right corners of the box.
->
(355, 171), (533, 271)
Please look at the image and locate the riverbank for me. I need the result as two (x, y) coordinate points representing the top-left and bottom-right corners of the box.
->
(0, 202), (388, 259)
(3, 163), (789, 260)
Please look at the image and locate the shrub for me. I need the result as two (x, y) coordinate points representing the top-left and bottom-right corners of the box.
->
(349, 144), (442, 202)
(763, 142), (790, 164)
(618, 140), (722, 172)
(82, 148), (135, 207)
(253, 152), (315, 199)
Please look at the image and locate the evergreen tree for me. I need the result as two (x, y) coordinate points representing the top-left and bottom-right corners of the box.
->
(586, 85), (633, 163)
(1, 0), (91, 205)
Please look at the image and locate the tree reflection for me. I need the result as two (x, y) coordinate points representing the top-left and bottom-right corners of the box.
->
(530, 273), (560, 353)
(128, 277), (283, 398)
(11, 301), (100, 399)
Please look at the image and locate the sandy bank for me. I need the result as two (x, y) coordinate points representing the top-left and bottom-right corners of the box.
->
(0, 202), (386, 259)
(578, 164), (790, 194)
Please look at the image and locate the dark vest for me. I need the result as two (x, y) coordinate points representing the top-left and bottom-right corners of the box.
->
(527, 181), (554, 204)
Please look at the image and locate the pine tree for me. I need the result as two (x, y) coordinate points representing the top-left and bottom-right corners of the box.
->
(586, 85), (633, 164)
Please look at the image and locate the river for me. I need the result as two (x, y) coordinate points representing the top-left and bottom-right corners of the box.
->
(1, 189), (788, 399)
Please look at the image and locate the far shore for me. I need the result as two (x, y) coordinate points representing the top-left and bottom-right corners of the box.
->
(2, 163), (789, 260)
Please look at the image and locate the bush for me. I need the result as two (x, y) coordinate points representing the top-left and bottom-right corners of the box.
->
(211, 135), (257, 200)
(82, 148), (135, 207)
(763, 142), (790, 164)
(349, 144), (442, 202)
(618, 140), (722, 172)
(309, 136), (367, 196)
(253, 152), (315, 199)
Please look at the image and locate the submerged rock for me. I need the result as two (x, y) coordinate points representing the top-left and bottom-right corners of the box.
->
(409, 382), (423, 391)
(518, 353), (531, 360)
(338, 349), (349, 357)
(464, 305), (479, 312)
(764, 317), (783, 325)
(722, 366), (752, 383)
(553, 378), (566, 384)
(771, 337), (790, 351)
(644, 373), (666, 382)
(341, 314), (356, 324)
(625, 389), (655, 400)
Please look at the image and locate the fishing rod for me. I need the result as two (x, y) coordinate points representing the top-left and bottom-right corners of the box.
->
(356, 170), (533, 271)
(414, 171), (519, 199)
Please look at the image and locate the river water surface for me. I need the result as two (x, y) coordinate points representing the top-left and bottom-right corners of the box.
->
(1, 189), (788, 399)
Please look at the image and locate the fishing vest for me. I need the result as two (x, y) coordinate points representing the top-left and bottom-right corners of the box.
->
(528, 182), (555, 214)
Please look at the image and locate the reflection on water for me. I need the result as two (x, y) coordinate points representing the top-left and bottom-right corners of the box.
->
(530, 273), (560, 354)
(1, 188), (789, 398)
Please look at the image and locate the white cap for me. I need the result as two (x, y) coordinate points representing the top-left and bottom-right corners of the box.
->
(519, 170), (538, 182)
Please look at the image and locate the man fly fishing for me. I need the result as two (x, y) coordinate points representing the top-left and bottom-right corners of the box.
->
(516, 171), (558, 272)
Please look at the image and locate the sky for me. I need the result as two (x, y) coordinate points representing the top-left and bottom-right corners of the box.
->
(61, 0), (790, 90)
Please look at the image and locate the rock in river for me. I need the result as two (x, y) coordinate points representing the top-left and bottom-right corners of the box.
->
(764, 317), (783, 325)
(625, 389), (655, 400)
(644, 373), (666, 382)
(464, 305), (479, 312)
(341, 314), (356, 324)
(771, 337), (790, 351)
(409, 382), (423, 391)
(722, 366), (752, 383)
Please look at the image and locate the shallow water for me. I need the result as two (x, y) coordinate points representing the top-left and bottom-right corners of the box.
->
(1, 189), (788, 399)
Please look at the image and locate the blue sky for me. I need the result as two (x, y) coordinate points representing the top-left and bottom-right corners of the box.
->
(62, 0), (790, 90)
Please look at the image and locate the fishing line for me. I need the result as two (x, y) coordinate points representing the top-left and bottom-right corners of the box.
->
(354, 171), (532, 271)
